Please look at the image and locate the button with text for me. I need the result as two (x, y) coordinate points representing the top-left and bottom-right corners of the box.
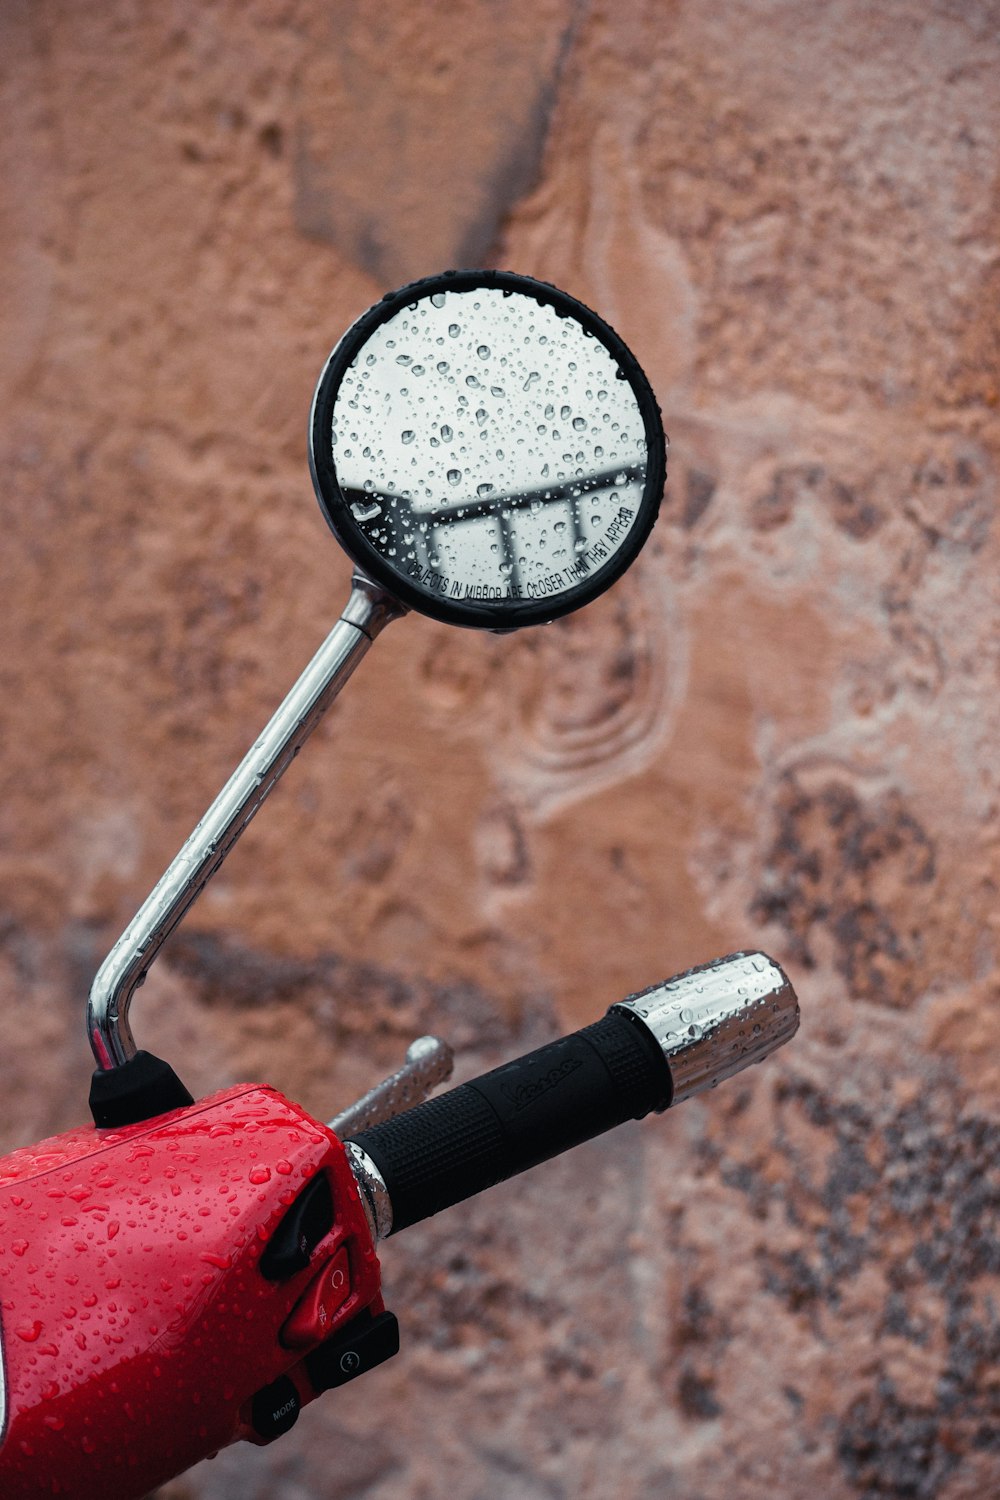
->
(250, 1374), (301, 1441)
(280, 1246), (352, 1349)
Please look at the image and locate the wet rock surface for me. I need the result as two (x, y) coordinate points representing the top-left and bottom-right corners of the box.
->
(1, 1), (999, 1497)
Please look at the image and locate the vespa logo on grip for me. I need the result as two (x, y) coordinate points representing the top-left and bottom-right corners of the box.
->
(499, 1055), (583, 1114)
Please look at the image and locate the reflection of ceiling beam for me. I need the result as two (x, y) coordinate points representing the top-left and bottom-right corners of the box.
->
(342, 464), (644, 528)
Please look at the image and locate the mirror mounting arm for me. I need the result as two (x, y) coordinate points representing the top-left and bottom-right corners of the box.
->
(86, 571), (406, 1087)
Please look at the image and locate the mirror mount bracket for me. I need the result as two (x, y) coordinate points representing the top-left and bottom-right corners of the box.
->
(343, 569), (410, 637)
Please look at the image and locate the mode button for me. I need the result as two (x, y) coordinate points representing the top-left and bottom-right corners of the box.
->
(250, 1374), (300, 1441)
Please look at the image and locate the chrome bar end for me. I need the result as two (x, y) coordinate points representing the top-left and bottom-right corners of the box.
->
(611, 951), (799, 1107)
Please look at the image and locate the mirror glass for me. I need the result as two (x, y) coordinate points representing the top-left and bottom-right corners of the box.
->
(310, 273), (665, 628)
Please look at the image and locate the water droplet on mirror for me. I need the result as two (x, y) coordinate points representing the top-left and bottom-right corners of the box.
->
(431, 292), (446, 308)
(573, 416), (587, 431)
(401, 430), (415, 444)
(447, 469), (462, 485)
(522, 371), (539, 390)
(477, 482), (494, 497)
(477, 344), (491, 359)
(395, 354), (411, 366)
(448, 323), (461, 337)
(437, 361), (449, 374)
(440, 424), (453, 442)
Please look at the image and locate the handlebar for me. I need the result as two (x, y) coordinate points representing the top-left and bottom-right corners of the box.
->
(347, 951), (798, 1237)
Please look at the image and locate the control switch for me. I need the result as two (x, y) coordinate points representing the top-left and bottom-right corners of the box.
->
(250, 1375), (301, 1441)
(305, 1310), (400, 1394)
(281, 1246), (352, 1349)
(259, 1172), (334, 1281)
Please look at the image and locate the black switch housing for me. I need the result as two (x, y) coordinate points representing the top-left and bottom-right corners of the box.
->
(259, 1172), (334, 1281)
(306, 1310), (400, 1394)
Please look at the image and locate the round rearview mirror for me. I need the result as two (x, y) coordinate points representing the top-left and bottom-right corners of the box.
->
(309, 270), (666, 628)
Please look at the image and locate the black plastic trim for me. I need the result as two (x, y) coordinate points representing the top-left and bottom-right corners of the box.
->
(89, 1050), (194, 1128)
(259, 1172), (335, 1282)
(305, 1309), (400, 1394)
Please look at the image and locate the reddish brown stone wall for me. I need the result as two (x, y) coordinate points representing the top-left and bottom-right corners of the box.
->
(1, 2), (997, 1496)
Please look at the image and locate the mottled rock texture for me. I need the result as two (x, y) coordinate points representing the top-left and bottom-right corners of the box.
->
(1, 1), (998, 1497)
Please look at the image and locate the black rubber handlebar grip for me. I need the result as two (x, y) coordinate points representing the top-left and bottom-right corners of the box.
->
(347, 1011), (672, 1235)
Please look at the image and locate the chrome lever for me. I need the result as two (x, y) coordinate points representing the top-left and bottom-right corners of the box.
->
(329, 1035), (455, 1138)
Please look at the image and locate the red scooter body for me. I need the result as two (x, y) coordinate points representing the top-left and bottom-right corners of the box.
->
(0, 1087), (385, 1498)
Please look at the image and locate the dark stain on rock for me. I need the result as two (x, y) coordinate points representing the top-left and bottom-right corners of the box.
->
(162, 928), (524, 1049)
(888, 616), (947, 697)
(905, 442), (995, 551)
(683, 467), (716, 527)
(760, 1247), (824, 1312)
(675, 1283), (721, 1347)
(478, 802), (532, 888)
(752, 773), (936, 1008)
(837, 1380), (963, 1500)
(258, 122), (284, 158)
(292, 4), (581, 285)
(677, 1364), (723, 1419)
(717, 1070), (1000, 1495)
(344, 794), (413, 884)
(750, 465), (803, 531)
(750, 463), (883, 538)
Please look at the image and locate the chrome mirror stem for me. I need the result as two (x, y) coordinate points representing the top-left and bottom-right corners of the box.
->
(87, 572), (406, 1071)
